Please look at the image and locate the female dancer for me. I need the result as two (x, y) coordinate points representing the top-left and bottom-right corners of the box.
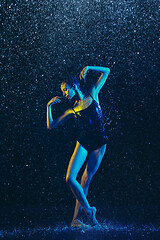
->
(47, 66), (110, 226)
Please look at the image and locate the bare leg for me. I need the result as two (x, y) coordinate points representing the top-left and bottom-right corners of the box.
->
(72, 144), (107, 223)
(72, 169), (92, 221)
(66, 141), (100, 225)
(66, 142), (89, 211)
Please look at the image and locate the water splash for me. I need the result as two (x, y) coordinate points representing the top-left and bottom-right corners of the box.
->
(0, 221), (159, 239)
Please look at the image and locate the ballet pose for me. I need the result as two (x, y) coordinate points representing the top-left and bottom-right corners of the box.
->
(47, 66), (110, 226)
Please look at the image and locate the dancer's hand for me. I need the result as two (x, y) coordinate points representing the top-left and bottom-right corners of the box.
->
(47, 96), (62, 106)
(79, 66), (89, 80)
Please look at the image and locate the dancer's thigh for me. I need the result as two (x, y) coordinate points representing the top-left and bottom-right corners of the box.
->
(86, 144), (106, 176)
(66, 141), (88, 180)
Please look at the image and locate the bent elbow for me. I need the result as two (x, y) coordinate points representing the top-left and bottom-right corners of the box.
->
(47, 121), (57, 130)
(47, 125), (51, 130)
(47, 122), (53, 130)
(107, 68), (110, 74)
(104, 68), (110, 78)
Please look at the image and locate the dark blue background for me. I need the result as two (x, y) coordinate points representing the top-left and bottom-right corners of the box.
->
(1, 0), (159, 227)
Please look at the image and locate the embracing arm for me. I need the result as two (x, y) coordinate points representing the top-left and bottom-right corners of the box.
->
(80, 66), (110, 93)
(47, 97), (74, 129)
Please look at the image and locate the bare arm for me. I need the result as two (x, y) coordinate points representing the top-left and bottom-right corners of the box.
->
(46, 97), (74, 129)
(80, 66), (110, 94)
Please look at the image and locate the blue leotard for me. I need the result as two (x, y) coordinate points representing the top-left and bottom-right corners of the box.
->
(72, 95), (108, 152)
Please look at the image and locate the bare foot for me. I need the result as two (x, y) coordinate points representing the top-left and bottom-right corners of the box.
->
(87, 207), (100, 226)
(71, 219), (85, 227)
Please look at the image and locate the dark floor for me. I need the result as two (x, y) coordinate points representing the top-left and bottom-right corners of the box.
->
(0, 205), (160, 239)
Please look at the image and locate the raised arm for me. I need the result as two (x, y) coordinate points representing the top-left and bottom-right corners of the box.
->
(47, 96), (74, 129)
(80, 66), (110, 94)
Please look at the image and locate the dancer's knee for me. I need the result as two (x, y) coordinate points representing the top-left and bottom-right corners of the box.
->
(66, 175), (74, 186)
